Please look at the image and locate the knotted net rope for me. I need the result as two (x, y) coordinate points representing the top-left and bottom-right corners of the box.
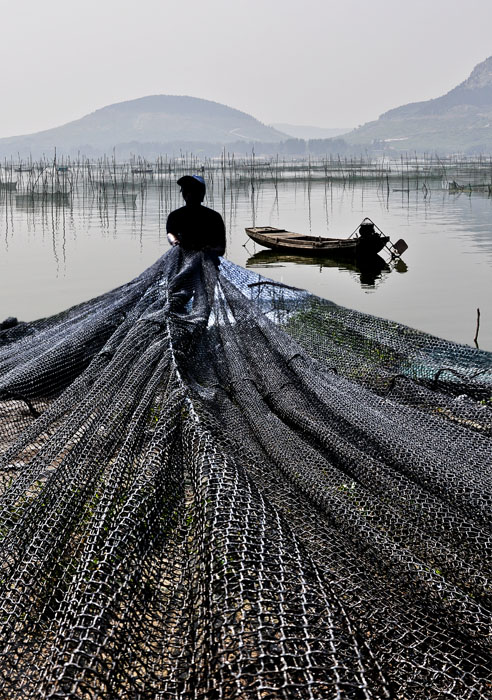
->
(0, 248), (491, 699)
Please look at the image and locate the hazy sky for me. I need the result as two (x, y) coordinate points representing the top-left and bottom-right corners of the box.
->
(1, 0), (492, 138)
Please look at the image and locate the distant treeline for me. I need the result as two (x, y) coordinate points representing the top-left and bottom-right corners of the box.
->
(0, 137), (375, 161)
(121, 137), (369, 159)
(5, 136), (486, 159)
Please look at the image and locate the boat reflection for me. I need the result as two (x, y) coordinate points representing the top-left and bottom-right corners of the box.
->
(15, 193), (72, 211)
(246, 249), (407, 288)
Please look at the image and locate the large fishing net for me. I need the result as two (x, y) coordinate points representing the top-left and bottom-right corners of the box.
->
(0, 247), (490, 699)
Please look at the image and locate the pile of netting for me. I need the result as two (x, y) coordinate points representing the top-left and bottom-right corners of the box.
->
(0, 247), (491, 699)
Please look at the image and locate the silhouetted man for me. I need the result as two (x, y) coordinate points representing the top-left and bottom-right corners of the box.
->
(166, 175), (225, 315)
(166, 175), (226, 257)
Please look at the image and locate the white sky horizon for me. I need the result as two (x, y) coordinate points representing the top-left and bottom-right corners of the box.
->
(1, 0), (492, 139)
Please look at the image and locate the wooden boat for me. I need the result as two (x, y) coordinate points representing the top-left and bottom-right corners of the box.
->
(245, 219), (391, 258)
(448, 180), (492, 195)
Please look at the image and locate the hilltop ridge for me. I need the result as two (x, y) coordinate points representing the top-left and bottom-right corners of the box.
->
(4, 58), (492, 158)
(343, 56), (492, 153)
(0, 95), (287, 158)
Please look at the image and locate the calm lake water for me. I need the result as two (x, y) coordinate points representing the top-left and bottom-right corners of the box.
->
(1, 174), (491, 351)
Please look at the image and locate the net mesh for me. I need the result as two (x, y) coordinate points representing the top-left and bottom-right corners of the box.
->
(0, 248), (491, 699)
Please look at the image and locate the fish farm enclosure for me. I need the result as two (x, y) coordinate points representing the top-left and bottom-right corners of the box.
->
(3, 153), (492, 215)
(1, 153), (492, 350)
(0, 155), (491, 698)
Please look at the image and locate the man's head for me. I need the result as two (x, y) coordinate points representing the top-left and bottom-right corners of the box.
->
(177, 175), (206, 205)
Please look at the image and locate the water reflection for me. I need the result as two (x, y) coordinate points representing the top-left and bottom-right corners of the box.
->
(0, 170), (490, 349)
(15, 193), (72, 210)
(246, 249), (406, 288)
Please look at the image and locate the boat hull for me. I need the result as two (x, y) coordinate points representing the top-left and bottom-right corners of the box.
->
(245, 227), (389, 258)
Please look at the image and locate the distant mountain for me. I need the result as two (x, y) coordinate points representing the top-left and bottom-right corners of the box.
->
(343, 56), (492, 153)
(0, 95), (288, 158)
(270, 123), (352, 140)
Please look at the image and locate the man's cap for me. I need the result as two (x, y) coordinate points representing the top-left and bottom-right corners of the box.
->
(177, 174), (206, 191)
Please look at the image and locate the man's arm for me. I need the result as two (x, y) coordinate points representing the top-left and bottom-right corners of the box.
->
(166, 211), (180, 246)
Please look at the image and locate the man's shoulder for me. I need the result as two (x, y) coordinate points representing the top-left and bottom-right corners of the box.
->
(167, 206), (187, 218)
(200, 206), (224, 221)
(168, 205), (220, 218)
